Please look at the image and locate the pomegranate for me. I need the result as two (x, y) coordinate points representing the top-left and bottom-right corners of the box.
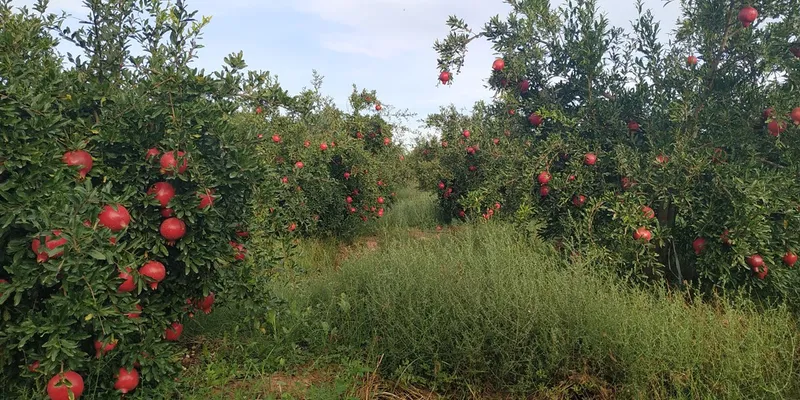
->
(466, 146), (476, 155)
(754, 265), (769, 280)
(627, 120), (640, 131)
(145, 148), (160, 160)
(114, 368), (139, 394)
(98, 204), (131, 232)
(28, 360), (40, 372)
(303, 140), (310, 147)
(462, 130), (470, 138)
(197, 189), (214, 209)
(62, 150), (93, 179)
(126, 304), (143, 319)
(537, 172), (551, 185)
(160, 218), (186, 241)
(356, 132), (364, 139)
(196, 292), (215, 314)
(721, 230), (732, 246)
(383, 137), (391, 146)
(117, 267), (136, 293)
(746, 254), (764, 268)
(441, 141), (448, 148)
(164, 322), (183, 341)
(767, 120), (786, 136)
(687, 55), (698, 66)
(783, 251), (798, 267)
(458, 210), (466, 218)
(539, 186), (550, 197)
(692, 237), (707, 255)
(738, 6), (757, 27)
(320, 142), (328, 151)
(281, 176), (289, 184)
(641, 206), (655, 219)
(439, 71), (451, 84)
(791, 107), (800, 125)
(493, 138), (500, 145)
(147, 182), (175, 208)
(655, 154), (669, 164)
(256, 106), (262, 114)
(139, 261), (166, 289)
(47, 371), (84, 400)
(468, 165), (477, 172)
(572, 195), (586, 207)
(519, 80), (530, 93)
(295, 161), (304, 169)
(584, 153), (597, 166)
(346, 196), (353, 204)
(568, 175), (576, 181)
(528, 113), (543, 127)
(160, 208), (174, 218)
(159, 151), (188, 175)
(377, 208), (385, 217)
(633, 227), (652, 242)
(621, 177), (635, 190)
(288, 223), (297, 232)
(235, 230), (249, 238)
(492, 58), (505, 71)
(344, 172), (351, 179)
(377, 197), (385, 204)
(93, 339), (118, 358)
(375, 104), (382, 111)
(272, 134), (281, 143)
(438, 182), (445, 190)
(31, 230), (68, 263)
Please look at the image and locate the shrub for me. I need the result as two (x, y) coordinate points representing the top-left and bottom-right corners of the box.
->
(0, 2), (272, 397)
(425, 0), (800, 304)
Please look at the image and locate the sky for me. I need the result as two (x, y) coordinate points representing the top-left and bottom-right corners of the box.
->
(11, 0), (682, 145)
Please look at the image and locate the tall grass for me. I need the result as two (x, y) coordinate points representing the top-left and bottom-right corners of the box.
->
(292, 222), (799, 399)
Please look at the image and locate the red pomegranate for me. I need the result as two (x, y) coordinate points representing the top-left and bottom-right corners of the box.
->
(93, 339), (118, 358)
(164, 322), (184, 341)
(783, 251), (797, 267)
(139, 261), (166, 289)
(145, 148), (160, 160)
(738, 6), (757, 27)
(31, 230), (68, 263)
(114, 368), (139, 394)
(519, 80), (530, 93)
(148, 182), (175, 208)
(767, 120), (786, 136)
(27, 360), (40, 372)
(457, 210), (466, 219)
(641, 206), (655, 219)
(528, 113), (543, 127)
(539, 186), (551, 197)
(462, 130), (470, 138)
(288, 223), (297, 232)
(377, 208), (385, 217)
(584, 153), (597, 166)
(537, 172), (551, 185)
(791, 107), (800, 125)
(383, 137), (391, 146)
(439, 71), (451, 84)
(492, 58), (505, 71)
(197, 189), (214, 209)
(47, 371), (84, 400)
(687, 55), (698, 66)
(196, 292), (215, 314)
(62, 150), (93, 179)
(160, 208), (174, 218)
(159, 151), (188, 175)
(126, 304), (142, 319)
(441, 140), (448, 147)
(160, 218), (186, 242)
(295, 161), (304, 169)
(117, 267), (136, 293)
(655, 154), (669, 164)
(344, 172), (351, 179)
(272, 134), (281, 143)
(746, 254), (764, 268)
(633, 227), (652, 242)
(375, 104), (382, 111)
(693, 237), (707, 255)
(627, 120), (640, 131)
(721, 229), (732, 246)
(572, 195), (586, 207)
(377, 197), (385, 204)
(320, 142), (328, 151)
(754, 265), (768, 280)
(98, 204), (131, 232)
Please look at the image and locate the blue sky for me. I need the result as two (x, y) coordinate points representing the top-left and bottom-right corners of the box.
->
(12, 0), (680, 145)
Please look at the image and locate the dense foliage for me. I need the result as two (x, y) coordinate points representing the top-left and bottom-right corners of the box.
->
(425, 0), (800, 303)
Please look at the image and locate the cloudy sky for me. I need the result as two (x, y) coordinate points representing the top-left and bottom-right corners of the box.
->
(11, 0), (681, 144)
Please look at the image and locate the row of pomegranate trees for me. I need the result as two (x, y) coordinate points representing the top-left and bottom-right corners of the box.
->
(0, 2), (278, 398)
(424, 0), (800, 307)
(232, 73), (410, 239)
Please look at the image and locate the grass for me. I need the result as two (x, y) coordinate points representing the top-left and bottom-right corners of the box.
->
(178, 187), (800, 399)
